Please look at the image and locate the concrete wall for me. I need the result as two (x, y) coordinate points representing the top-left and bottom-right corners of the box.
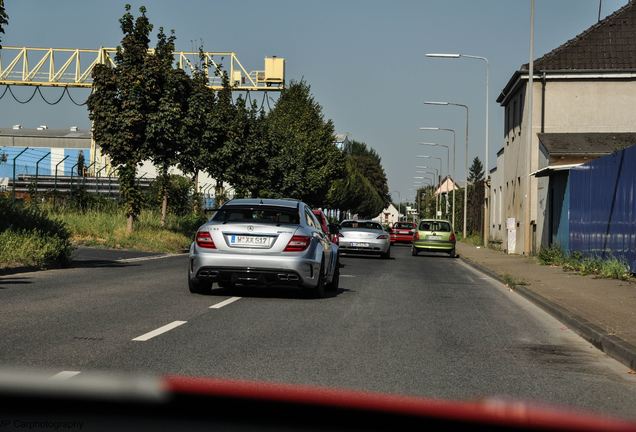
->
(488, 151), (505, 246)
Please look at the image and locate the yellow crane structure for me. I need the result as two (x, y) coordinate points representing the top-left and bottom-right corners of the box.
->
(0, 46), (285, 91)
(0, 46), (285, 172)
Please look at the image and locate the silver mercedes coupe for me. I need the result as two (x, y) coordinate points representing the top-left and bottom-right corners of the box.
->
(337, 220), (391, 259)
(188, 198), (339, 298)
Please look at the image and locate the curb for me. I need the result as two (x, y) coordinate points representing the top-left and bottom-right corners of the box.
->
(460, 255), (636, 372)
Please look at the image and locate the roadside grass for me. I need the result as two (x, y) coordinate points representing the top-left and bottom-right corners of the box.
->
(49, 207), (206, 253)
(537, 245), (632, 281)
(501, 273), (528, 289)
(459, 233), (483, 247)
(0, 197), (73, 269)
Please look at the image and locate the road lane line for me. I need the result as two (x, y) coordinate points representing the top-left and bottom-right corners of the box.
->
(132, 321), (187, 341)
(210, 297), (241, 309)
(50, 371), (80, 380)
(340, 274), (356, 278)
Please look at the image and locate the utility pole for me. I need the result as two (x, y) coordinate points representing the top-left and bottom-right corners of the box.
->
(525, 0), (535, 255)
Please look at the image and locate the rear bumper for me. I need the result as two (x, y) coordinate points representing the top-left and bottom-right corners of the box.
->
(195, 266), (304, 287)
(390, 234), (413, 244)
(189, 248), (321, 288)
(413, 240), (455, 252)
(339, 240), (390, 255)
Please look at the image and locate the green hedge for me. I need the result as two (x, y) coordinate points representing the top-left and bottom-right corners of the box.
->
(0, 197), (73, 269)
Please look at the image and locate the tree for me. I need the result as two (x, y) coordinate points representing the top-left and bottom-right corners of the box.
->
(343, 140), (390, 208)
(467, 156), (484, 183)
(146, 27), (192, 226)
(0, 0), (8, 49)
(467, 157), (484, 235)
(267, 80), (343, 205)
(327, 157), (384, 219)
(178, 53), (219, 212)
(205, 72), (236, 205)
(87, 4), (154, 233)
(219, 97), (274, 198)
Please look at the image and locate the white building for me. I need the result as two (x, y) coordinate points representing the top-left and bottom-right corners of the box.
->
(373, 203), (401, 225)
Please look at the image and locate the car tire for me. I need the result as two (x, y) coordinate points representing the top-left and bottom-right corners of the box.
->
(188, 276), (212, 294)
(326, 258), (340, 292)
(381, 247), (391, 259)
(411, 247), (418, 256)
(448, 248), (456, 258)
(310, 259), (326, 299)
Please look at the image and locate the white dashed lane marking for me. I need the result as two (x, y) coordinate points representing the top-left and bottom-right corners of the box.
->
(50, 371), (80, 380)
(209, 297), (241, 309)
(132, 321), (187, 341)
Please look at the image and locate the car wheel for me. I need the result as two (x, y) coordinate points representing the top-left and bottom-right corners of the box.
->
(381, 247), (391, 259)
(310, 258), (326, 299)
(188, 276), (212, 294)
(326, 258), (340, 292)
(411, 247), (418, 256)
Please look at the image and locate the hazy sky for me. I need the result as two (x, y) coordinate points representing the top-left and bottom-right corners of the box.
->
(0, 0), (628, 202)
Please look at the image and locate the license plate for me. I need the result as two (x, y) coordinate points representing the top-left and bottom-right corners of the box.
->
(426, 235), (442, 240)
(229, 235), (270, 246)
(351, 242), (369, 247)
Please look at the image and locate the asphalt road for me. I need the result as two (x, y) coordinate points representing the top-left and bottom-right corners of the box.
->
(1, 245), (636, 419)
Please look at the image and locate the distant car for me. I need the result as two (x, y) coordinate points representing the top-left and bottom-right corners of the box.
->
(338, 220), (391, 259)
(189, 198), (340, 298)
(390, 221), (416, 244)
(411, 219), (456, 257)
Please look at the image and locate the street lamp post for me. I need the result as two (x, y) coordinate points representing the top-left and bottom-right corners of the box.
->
(416, 155), (442, 218)
(417, 142), (451, 217)
(419, 127), (456, 231)
(421, 102), (469, 239)
(425, 53), (490, 244)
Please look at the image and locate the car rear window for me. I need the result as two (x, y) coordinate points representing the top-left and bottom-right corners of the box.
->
(341, 221), (383, 230)
(213, 206), (300, 225)
(394, 223), (413, 229)
(419, 221), (451, 232)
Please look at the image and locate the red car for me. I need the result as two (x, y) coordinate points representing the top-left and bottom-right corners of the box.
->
(390, 221), (416, 244)
(312, 209), (338, 244)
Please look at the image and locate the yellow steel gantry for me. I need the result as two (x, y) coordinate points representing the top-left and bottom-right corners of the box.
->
(0, 46), (285, 91)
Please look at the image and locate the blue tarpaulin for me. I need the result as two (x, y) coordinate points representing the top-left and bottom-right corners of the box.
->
(569, 145), (636, 272)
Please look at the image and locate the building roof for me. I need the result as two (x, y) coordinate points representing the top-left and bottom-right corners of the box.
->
(538, 132), (636, 155)
(434, 176), (459, 196)
(523, 2), (636, 72)
(0, 128), (91, 139)
(530, 163), (583, 178)
(498, 2), (636, 104)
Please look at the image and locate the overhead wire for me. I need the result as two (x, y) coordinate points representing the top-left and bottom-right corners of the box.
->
(0, 84), (90, 105)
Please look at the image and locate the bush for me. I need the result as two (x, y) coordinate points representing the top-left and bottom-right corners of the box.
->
(0, 197), (72, 269)
(537, 245), (565, 266)
(599, 257), (632, 281)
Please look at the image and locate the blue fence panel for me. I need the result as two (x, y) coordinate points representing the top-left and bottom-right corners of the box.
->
(569, 145), (636, 272)
(0, 147), (53, 178)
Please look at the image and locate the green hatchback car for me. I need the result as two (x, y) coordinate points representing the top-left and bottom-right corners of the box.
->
(411, 219), (457, 257)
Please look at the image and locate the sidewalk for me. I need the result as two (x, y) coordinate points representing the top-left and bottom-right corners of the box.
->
(456, 242), (636, 371)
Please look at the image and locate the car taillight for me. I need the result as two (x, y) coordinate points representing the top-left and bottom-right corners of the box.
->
(450, 232), (456, 242)
(196, 231), (216, 249)
(284, 235), (311, 252)
(377, 234), (388, 239)
(414, 232), (420, 241)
